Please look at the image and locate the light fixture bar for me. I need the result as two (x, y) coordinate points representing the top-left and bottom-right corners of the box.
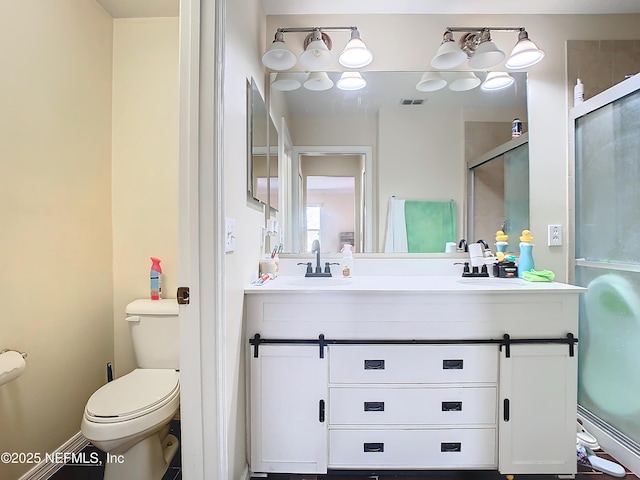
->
(276, 26), (358, 34)
(445, 27), (527, 33)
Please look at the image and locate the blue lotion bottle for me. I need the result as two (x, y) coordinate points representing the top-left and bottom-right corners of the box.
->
(518, 243), (535, 277)
(517, 229), (535, 278)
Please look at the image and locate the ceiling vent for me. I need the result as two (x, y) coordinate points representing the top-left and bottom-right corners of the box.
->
(400, 98), (425, 105)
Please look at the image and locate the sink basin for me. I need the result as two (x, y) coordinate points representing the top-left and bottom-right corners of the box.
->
(283, 277), (353, 287)
(457, 277), (526, 287)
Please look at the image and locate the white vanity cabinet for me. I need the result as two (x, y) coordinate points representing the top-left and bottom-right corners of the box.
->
(245, 277), (585, 477)
(248, 345), (328, 474)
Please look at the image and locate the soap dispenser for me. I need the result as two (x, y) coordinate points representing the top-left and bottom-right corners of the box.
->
(341, 244), (354, 278)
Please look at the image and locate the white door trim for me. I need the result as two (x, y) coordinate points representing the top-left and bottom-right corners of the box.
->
(178, 0), (227, 479)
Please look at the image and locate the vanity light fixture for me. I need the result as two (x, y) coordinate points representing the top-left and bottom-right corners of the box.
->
(431, 27), (544, 70)
(262, 26), (373, 71)
(481, 71), (515, 91)
(336, 72), (367, 91)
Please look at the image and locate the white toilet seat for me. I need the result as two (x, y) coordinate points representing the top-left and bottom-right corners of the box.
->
(85, 369), (179, 423)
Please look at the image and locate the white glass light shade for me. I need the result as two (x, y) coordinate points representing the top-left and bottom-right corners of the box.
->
(416, 72), (447, 92)
(468, 41), (506, 69)
(505, 32), (545, 69)
(339, 38), (373, 68)
(481, 72), (515, 91)
(431, 41), (467, 70)
(303, 71), (334, 91)
(262, 40), (297, 71)
(300, 40), (334, 69)
(336, 72), (366, 91)
(448, 72), (481, 92)
(271, 73), (303, 91)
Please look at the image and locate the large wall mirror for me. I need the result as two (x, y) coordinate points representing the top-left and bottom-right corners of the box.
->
(269, 71), (528, 254)
(247, 77), (278, 209)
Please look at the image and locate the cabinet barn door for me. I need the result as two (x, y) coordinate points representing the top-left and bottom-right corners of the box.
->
(498, 343), (577, 475)
(249, 345), (328, 474)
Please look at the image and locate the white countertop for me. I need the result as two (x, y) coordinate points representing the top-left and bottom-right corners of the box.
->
(245, 275), (587, 294)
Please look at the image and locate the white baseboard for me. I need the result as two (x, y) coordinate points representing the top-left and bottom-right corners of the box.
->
(239, 465), (250, 480)
(17, 432), (89, 480)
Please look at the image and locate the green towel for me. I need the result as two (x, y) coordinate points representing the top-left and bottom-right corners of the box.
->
(522, 269), (555, 282)
(404, 200), (456, 253)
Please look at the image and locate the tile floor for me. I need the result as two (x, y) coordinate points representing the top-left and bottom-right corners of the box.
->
(48, 423), (636, 480)
(49, 420), (181, 480)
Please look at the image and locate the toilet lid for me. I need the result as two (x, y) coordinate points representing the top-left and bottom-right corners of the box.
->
(86, 369), (179, 422)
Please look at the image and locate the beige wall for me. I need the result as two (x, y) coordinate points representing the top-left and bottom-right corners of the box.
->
(111, 18), (179, 377)
(267, 13), (640, 281)
(0, 1), (114, 478)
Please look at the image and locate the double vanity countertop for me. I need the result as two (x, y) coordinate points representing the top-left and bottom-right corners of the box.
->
(245, 275), (587, 294)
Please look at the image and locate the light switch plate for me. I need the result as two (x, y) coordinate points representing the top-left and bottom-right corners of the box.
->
(225, 217), (236, 253)
(548, 224), (562, 246)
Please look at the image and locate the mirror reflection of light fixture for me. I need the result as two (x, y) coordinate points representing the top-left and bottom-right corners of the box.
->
(262, 30), (297, 71)
(505, 30), (545, 69)
(303, 71), (334, 91)
(337, 72), (367, 91)
(262, 26), (373, 72)
(448, 71), (481, 92)
(271, 72), (304, 91)
(416, 71), (447, 92)
(431, 27), (544, 71)
(481, 71), (515, 91)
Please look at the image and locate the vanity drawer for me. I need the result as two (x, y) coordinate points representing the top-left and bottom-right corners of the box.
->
(329, 386), (497, 426)
(329, 345), (498, 384)
(329, 428), (497, 469)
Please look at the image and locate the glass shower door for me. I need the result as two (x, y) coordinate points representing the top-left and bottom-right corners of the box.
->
(574, 79), (640, 453)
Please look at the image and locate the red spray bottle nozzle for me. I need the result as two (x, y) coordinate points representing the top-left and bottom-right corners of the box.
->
(150, 257), (162, 273)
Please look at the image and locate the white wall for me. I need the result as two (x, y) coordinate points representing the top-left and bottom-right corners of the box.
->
(111, 17), (179, 377)
(0, 1), (113, 478)
(378, 106), (464, 249)
(224, 0), (270, 477)
(266, 13), (640, 281)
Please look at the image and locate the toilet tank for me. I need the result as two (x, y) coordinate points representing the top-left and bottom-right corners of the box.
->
(126, 299), (179, 369)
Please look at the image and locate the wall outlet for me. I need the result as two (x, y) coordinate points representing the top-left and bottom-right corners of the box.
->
(548, 224), (563, 246)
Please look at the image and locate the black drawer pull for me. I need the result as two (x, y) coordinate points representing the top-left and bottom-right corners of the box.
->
(364, 442), (384, 453)
(364, 401), (385, 412)
(441, 442), (462, 452)
(503, 398), (510, 422)
(364, 359), (385, 370)
(319, 399), (325, 422)
(442, 401), (462, 411)
(443, 359), (463, 369)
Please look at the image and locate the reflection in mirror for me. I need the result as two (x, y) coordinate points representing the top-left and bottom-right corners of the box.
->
(269, 71), (528, 254)
(467, 134), (529, 251)
(247, 78), (278, 208)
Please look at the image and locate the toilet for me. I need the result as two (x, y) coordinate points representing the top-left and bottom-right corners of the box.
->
(81, 299), (180, 480)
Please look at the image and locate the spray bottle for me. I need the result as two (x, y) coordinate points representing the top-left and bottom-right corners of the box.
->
(341, 244), (354, 278)
(150, 257), (162, 300)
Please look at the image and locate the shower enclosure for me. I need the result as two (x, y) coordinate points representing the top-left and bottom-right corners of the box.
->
(573, 73), (640, 473)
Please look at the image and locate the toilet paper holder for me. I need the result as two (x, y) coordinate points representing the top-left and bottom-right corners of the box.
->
(1, 349), (28, 359)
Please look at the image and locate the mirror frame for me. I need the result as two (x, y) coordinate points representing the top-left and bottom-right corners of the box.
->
(248, 77), (279, 214)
